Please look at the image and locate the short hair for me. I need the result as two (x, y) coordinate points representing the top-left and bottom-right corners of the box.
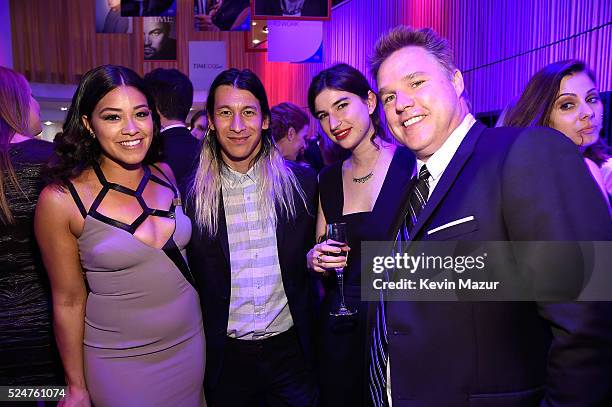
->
(307, 63), (389, 144)
(190, 109), (207, 129)
(504, 59), (608, 165)
(370, 26), (457, 80)
(47, 65), (162, 187)
(144, 68), (194, 122)
(270, 102), (309, 142)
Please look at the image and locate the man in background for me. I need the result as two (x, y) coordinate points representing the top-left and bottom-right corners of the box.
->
(270, 102), (309, 162)
(144, 68), (200, 197)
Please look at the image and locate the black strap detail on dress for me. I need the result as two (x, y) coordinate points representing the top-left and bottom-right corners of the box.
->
(150, 164), (178, 198)
(66, 181), (88, 218)
(162, 238), (197, 289)
(86, 163), (178, 234)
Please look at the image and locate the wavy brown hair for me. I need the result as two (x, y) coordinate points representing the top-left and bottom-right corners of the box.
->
(503, 59), (609, 166)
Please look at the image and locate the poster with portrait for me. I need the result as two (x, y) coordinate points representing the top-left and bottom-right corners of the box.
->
(253, 0), (331, 20)
(122, 0), (177, 17)
(143, 17), (177, 61)
(95, 0), (133, 33)
(194, 0), (250, 31)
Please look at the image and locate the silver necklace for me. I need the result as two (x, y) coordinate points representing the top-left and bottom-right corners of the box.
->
(351, 149), (381, 184)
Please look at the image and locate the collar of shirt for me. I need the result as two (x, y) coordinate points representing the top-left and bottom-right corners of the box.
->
(161, 123), (187, 132)
(221, 162), (259, 188)
(416, 113), (476, 193)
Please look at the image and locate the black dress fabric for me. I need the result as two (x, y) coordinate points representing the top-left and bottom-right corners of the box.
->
(0, 139), (64, 386)
(316, 146), (414, 406)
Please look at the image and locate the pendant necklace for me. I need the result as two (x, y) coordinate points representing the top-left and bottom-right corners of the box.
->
(351, 148), (381, 184)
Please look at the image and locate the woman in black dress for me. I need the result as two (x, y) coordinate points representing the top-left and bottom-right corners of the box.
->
(0, 66), (63, 386)
(306, 63), (414, 405)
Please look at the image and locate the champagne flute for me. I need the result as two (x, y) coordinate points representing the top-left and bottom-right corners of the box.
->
(326, 222), (356, 316)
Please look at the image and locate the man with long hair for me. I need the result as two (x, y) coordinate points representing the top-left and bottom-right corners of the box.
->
(187, 68), (318, 406)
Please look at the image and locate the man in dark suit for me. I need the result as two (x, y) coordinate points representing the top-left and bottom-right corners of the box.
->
(367, 26), (612, 406)
(144, 68), (200, 198)
(187, 68), (318, 406)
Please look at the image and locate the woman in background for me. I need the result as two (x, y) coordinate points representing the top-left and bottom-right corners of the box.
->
(35, 65), (205, 406)
(0, 67), (64, 388)
(190, 109), (208, 141)
(306, 63), (414, 406)
(504, 59), (611, 203)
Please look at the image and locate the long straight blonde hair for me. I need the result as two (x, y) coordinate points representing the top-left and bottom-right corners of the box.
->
(189, 69), (308, 237)
(0, 67), (31, 225)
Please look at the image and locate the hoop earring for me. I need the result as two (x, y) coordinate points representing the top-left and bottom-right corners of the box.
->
(89, 131), (96, 139)
(578, 133), (584, 146)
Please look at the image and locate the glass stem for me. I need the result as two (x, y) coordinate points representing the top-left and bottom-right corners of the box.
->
(336, 268), (347, 309)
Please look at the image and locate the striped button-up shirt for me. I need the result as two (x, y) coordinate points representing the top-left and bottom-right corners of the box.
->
(221, 164), (294, 340)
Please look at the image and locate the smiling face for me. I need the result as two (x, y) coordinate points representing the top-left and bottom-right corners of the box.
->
(83, 85), (154, 169)
(313, 88), (376, 150)
(377, 46), (467, 161)
(548, 72), (603, 148)
(143, 20), (169, 59)
(209, 85), (269, 173)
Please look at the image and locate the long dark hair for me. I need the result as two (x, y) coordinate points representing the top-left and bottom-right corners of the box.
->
(204, 68), (274, 167)
(504, 59), (609, 166)
(307, 63), (389, 147)
(46, 65), (162, 187)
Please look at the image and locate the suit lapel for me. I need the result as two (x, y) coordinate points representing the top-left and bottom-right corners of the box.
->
(409, 121), (486, 240)
(275, 200), (287, 273)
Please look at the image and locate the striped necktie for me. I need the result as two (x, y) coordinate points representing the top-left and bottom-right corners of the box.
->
(369, 165), (430, 406)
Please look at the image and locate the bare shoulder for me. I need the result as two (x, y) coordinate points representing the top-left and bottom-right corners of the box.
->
(38, 183), (72, 212)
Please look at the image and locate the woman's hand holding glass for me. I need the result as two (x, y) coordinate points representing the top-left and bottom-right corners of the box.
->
(307, 239), (350, 275)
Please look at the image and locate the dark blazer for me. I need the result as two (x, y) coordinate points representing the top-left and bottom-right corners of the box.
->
(380, 122), (612, 406)
(187, 162), (318, 401)
(160, 126), (200, 199)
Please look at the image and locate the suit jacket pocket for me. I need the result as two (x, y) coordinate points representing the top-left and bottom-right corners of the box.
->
(426, 217), (479, 240)
(469, 386), (543, 407)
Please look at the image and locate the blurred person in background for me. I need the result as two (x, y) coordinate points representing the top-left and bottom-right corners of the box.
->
(0, 66), (64, 391)
(144, 68), (201, 197)
(190, 109), (208, 141)
(270, 102), (310, 162)
(504, 59), (611, 206)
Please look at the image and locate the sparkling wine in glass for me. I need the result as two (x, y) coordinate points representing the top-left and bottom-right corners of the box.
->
(326, 222), (356, 317)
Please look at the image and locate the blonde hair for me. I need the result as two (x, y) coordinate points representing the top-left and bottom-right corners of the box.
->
(189, 136), (308, 236)
(0, 67), (31, 224)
